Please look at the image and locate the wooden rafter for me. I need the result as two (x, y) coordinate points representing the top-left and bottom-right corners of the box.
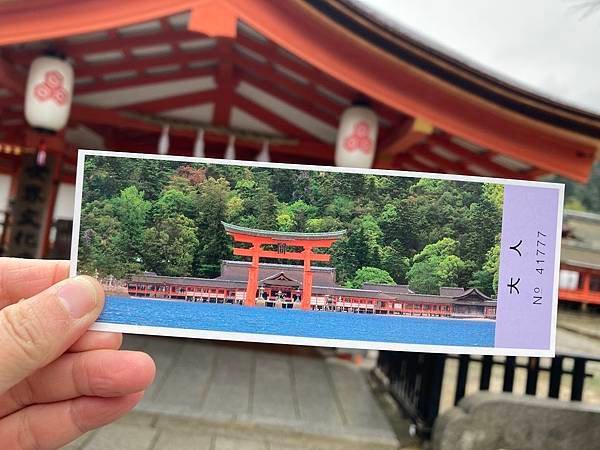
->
(394, 154), (435, 173)
(375, 117), (433, 168)
(236, 33), (354, 100)
(407, 144), (477, 176)
(236, 70), (338, 127)
(74, 65), (215, 94)
(0, 57), (24, 94)
(233, 54), (346, 117)
(121, 89), (217, 114)
(233, 93), (319, 141)
(6, 28), (199, 65)
(73, 47), (219, 79)
(428, 134), (537, 180)
(212, 40), (234, 126)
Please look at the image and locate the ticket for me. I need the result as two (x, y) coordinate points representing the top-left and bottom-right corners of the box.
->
(71, 150), (563, 356)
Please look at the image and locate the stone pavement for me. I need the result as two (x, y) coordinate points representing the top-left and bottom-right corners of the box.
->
(62, 335), (418, 450)
(557, 310), (600, 344)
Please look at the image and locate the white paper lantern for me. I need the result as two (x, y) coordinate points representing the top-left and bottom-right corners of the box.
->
(335, 106), (378, 168)
(24, 56), (74, 132)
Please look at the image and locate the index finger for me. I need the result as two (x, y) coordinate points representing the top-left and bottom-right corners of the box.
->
(0, 258), (70, 308)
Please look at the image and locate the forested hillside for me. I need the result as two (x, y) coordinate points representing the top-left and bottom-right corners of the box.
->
(79, 156), (503, 295)
(554, 162), (600, 212)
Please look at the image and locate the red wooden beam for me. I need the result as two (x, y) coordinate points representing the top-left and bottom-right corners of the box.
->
(212, 40), (235, 126)
(233, 247), (331, 262)
(233, 54), (345, 117)
(188, 0), (238, 38)
(233, 93), (321, 141)
(236, 33), (354, 100)
(375, 117), (432, 168)
(428, 134), (534, 179)
(71, 102), (334, 161)
(237, 71), (338, 127)
(394, 154), (434, 173)
(122, 89), (217, 114)
(0, 96), (19, 108)
(272, 141), (334, 163)
(0, 57), (25, 94)
(74, 65), (216, 95)
(7, 28), (201, 65)
(74, 47), (220, 79)
(408, 144), (477, 176)
(72, 104), (175, 134)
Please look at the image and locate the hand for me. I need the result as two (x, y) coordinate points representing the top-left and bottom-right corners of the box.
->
(0, 258), (156, 449)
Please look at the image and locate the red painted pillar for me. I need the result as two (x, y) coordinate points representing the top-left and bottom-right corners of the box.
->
(301, 247), (313, 310)
(245, 245), (259, 306)
(582, 271), (591, 297)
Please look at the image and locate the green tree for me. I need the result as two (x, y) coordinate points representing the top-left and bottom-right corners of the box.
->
(142, 215), (199, 276)
(151, 188), (196, 221)
(551, 162), (600, 213)
(469, 243), (500, 296)
(110, 186), (150, 276)
(347, 267), (395, 289)
(407, 238), (467, 294)
(194, 178), (233, 277)
(380, 242), (410, 284)
(305, 216), (344, 233)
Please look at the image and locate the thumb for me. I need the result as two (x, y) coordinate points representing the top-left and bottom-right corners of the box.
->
(0, 276), (104, 394)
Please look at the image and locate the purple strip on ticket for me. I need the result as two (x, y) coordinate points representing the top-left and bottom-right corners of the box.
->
(496, 185), (562, 354)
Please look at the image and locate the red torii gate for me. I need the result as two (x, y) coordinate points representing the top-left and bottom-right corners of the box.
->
(222, 222), (346, 310)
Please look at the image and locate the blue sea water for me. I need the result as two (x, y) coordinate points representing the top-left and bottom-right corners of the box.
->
(100, 296), (495, 347)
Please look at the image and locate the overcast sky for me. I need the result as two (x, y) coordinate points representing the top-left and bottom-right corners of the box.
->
(359, 0), (600, 113)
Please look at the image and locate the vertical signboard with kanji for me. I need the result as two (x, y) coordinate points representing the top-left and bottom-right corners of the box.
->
(6, 154), (56, 258)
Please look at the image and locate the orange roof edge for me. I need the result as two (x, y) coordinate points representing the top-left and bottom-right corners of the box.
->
(0, 0), (597, 182)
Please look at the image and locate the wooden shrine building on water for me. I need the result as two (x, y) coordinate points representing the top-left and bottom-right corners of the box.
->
(127, 222), (497, 319)
(127, 261), (497, 319)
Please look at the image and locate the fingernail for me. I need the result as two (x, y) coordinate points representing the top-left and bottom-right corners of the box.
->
(58, 278), (98, 319)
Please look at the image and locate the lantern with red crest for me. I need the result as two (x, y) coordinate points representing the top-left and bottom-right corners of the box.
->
(335, 104), (379, 168)
(24, 55), (74, 165)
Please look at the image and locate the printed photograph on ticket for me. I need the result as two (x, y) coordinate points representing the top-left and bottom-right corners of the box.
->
(70, 150), (564, 356)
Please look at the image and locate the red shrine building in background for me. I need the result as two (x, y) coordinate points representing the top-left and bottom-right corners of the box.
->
(126, 223), (497, 320)
(0, 1), (599, 306)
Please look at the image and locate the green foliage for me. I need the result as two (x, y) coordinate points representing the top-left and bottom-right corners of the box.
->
(194, 177), (234, 276)
(347, 267), (395, 289)
(142, 214), (199, 276)
(469, 243), (500, 296)
(564, 197), (586, 211)
(78, 186), (150, 278)
(80, 156), (503, 288)
(407, 238), (468, 294)
(550, 162), (600, 213)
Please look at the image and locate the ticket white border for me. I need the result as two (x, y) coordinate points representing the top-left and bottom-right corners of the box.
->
(71, 149), (564, 357)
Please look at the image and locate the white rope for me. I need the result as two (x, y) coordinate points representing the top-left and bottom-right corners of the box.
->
(256, 139), (270, 162)
(158, 125), (170, 155)
(193, 129), (205, 158)
(224, 134), (236, 160)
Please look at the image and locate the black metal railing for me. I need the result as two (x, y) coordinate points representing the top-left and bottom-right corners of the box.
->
(373, 351), (600, 437)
